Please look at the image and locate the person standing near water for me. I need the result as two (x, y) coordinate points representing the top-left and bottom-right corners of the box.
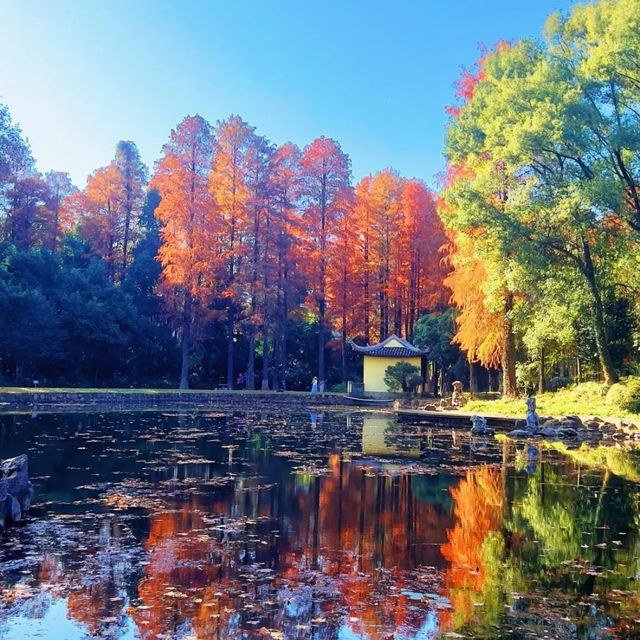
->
(236, 372), (244, 389)
(311, 376), (318, 394)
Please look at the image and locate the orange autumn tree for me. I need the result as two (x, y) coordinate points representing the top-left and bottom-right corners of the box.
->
(300, 136), (352, 389)
(269, 142), (304, 390)
(400, 178), (449, 336)
(438, 48), (518, 396)
(348, 172), (447, 346)
(62, 142), (147, 281)
(244, 131), (275, 390)
(70, 163), (124, 280)
(209, 115), (256, 388)
(152, 114), (217, 389)
(443, 231), (503, 369)
(369, 169), (404, 340)
(62, 140), (147, 282)
(327, 188), (358, 382)
(352, 174), (375, 344)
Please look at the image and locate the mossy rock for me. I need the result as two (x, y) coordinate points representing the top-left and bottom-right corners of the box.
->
(606, 378), (640, 414)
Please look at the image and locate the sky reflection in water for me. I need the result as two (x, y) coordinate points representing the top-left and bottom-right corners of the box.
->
(0, 410), (639, 639)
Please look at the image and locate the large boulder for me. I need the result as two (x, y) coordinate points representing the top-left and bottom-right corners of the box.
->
(0, 455), (33, 529)
(561, 416), (584, 429)
(508, 429), (533, 439)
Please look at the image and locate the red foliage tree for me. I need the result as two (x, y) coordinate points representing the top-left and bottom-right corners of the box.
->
(300, 137), (351, 389)
(152, 115), (217, 389)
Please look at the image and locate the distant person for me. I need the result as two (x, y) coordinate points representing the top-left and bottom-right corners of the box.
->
(311, 376), (318, 394)
(236, 372), (244, 389)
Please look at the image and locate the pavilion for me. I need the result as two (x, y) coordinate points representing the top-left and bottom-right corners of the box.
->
(349, 334), (429, 394)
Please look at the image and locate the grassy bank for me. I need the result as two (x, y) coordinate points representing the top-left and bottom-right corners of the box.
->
(0, 388), (348, 414)
(0, 387), (317, 395)
(465, 382), (639, 420)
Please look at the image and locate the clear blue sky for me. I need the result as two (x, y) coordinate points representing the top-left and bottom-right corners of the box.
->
(0, 0), (578, 189)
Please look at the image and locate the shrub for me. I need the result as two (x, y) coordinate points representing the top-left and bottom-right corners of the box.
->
(384, 362), (422, 392)
(606, 377), (640, 414)
(406, 373), (424, 391)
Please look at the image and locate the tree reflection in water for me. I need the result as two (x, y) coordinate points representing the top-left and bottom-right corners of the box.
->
(129, 453), (454, 639)
(0, 411), (640, 639)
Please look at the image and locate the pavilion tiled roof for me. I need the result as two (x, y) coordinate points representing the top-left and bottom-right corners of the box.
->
(348, 334), (429, 357)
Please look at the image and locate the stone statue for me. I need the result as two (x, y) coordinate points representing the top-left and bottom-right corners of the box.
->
(525, 396), (539, 433)
(441, 381), (468, 409)
(470, 414), (493, 435)
(0, 455), (33, 529)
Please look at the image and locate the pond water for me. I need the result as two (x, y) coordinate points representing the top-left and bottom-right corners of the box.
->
(0, 409), (639, 640)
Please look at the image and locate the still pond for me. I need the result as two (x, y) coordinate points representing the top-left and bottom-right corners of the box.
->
(1, 409), (640, 639)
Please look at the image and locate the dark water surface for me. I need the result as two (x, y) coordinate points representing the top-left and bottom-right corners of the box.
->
(1, 410), (640, 639)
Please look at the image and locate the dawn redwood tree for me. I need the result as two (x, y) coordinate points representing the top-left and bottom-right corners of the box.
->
(269, 142), (304, 390)
(70, 163), (123, 280)
(401, 179), (448, 336)
(114, 141), (147, 280)
(368, 169), (403, 340)
(4, 176), (52, 250)
(347, 173), (447, 348)
(439, 177), (519, 397)
(352, 175), (374, 344)
(64, 143), (147, 283)
(44, 171), (75, 252)
(443, 232), (504, 371)
(301, 137), (351, 390)
(209, 115), (256, 388)
(326, 189), (357, 383)
(438, 51), (520, 397)
(153, 115), (217, 389)
(245, 131), (275, 390)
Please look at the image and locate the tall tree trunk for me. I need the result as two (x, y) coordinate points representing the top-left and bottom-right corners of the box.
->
(431, 362), (439, 396)
(273, 297), (281, 391)
(538, 346), (545, 394)
(248, 204), (261, 391)
(364, 228), (370, 345)
(227, 312), (234, 389)
(318, 304), (325, 392)
(179, 300), (191, 389)
(469, 361), (478, 393)
(261, 328), (270, 390)
(378, 273), (385, 340)
(281, 283), (288, 390)
(502, 292), (517, 398)
(318, 175), (326, 390)
(341, 315), (347, 385)
(247, 329), (255, 390)
(50, 201), (60, 253)
(581, 239), (618, 385)
(122, 178), (132, 281)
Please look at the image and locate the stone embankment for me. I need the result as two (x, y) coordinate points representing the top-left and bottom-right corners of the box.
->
(397, 407), (640, 441)
(508, 414), (640, 443)
(0, 389), (350, 413)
